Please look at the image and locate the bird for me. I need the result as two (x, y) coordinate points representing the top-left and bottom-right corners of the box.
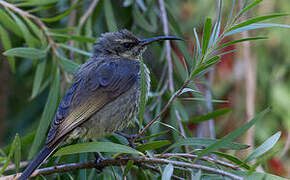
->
(18, 29), (183, 180)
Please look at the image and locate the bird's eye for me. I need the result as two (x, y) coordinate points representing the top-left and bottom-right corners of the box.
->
(123, 42), (131, 48)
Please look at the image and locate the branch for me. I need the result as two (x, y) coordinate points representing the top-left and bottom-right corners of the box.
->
(0, 0), (58, 56)
(156, 153), (242, 170)
(0, 156), (243, 180)
(79, 0), (99, 28)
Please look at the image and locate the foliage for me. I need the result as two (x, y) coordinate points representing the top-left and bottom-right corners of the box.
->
(0, 0), (289, 179)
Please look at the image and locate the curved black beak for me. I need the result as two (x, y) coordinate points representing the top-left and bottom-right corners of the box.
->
(139, 36), (184, 46)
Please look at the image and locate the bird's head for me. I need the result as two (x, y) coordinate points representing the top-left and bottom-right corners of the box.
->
(93, 29), (183, 59)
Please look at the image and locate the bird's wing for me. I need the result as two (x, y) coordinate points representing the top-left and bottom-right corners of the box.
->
(46, 58), (140, 147)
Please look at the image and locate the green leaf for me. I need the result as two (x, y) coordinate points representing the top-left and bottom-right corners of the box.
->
(133, 7), (157, 32)
(0, 9), (22, 37)
(0, 134), (18, 175)
(31, 59), (47, 99)
(3, 47), (47, 59)
(0, 25), (15, 72)
(58, 56), (80, 74)
(235, 0), (264, 21)
(104, 0), (117, 32)
(183, 108), (232, 123)
(59, 44), (92, 57)
(245, 131), (281, 163)
(54, 142), (142, 156)
(162, 164), (173, 180)
(218, 37), (267, 49)
(225, 23), (290, 36)
(202, 18), (212, 57)
(138, 57), (147, 128)
(23, 17), (45, 44)
(8, 10), (38, 47)
(13, 134), (21, 173)
(197, 108), (270, 159)
(124, 160), (134, 176)
(228, 13), (289, 32)
(40, 2), (80, 23)
(179, 97), (227, 103)
(28, 69), (60, 159)
(137, 140), (171, 152)
(137, 130), (169, 142)
(166, 138), (249, 152)
(17, 0), (58, 6)
(213, 152), (250, 170)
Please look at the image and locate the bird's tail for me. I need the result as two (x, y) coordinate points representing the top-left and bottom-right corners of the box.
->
(18, 146), (56, 180)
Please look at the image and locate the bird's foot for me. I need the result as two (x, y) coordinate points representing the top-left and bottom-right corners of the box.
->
(94, 152), (104, 173)
(115, 131), (143, 149)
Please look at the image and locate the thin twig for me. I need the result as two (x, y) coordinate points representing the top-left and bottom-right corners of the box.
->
(79, 0), (99, 28)
(0, 157), (244, 180)
(239, 0), (256, 156)
(157, 0), (188, 150)
(156, 153), (242, 170)
(134, 79), (191, 141)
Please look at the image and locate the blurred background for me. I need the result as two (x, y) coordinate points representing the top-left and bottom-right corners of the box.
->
(0, 0), (289, 178)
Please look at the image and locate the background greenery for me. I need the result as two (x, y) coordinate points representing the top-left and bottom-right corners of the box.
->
(0, 0), (289, 179)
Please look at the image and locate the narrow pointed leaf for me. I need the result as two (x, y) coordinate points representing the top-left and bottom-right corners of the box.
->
(3, 47), (47, 59)
(202, 18), (212, 57)
(166, 138), (249, 152)
(0, 25), (15, 72)
(197, 108), (270, 158)
(54, 142), (142, 156)
(162, 164), (173, 180)
(31, 59), (47, 99)
(228, 14), (289, 32)
(104, 0), (117, 32)
(29, 69), (60, 159)
(218, 37), (267, 49)
(137, 140), (170, 152)
(245, 131), (281, 163)
(58, 56), (80, 74)
(184, 108), (232, 123)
